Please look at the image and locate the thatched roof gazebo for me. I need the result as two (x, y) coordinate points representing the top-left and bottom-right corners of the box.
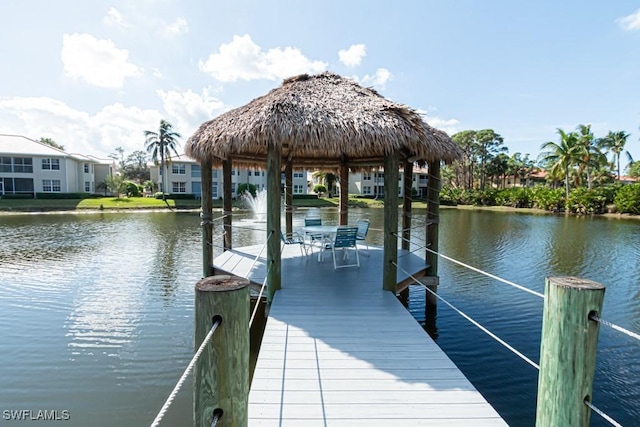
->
(186, 72), (461, 300)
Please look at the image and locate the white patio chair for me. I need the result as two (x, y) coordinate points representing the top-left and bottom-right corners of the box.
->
(280, 231), (308, 257)
(324, 226), (359, 269)
(356, 219), (370, 255)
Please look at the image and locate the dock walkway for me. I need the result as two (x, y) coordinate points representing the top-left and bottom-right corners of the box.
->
(213, 243), (506, 426)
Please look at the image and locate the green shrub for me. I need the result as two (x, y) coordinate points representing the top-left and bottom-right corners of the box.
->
(35, 192), (91, 199)
(165, 193), (197, 200)
(566, 188), (607, 214)
(237, 183), (257, 197)
(614, 183), (640, 214)
(313, 184), (327, 194)
(293, 194), (319, 199)
(532, 187), (565, 211)
(124, 181), (141, 197)
(0, 194), (34, 199)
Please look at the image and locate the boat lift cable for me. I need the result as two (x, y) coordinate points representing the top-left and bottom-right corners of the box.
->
(425, 247), (545, 299)
(392, 261), (540, 370)
(149, 318), (221, 427)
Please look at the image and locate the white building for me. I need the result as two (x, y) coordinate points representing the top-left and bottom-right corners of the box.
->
(314, 167), (431, 198)
(0, 134), (114, 197)
(148, 154), (310, 198)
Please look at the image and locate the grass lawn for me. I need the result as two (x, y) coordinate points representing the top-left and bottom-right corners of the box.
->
(0, 195), (426, 212)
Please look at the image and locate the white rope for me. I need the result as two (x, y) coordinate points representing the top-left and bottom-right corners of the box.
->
(425, 247), (545, 299)
(150, 319), (221, 427)
(584, 399), (623, 427)
(392, 261), (540, 370)
(591, 314), (640, 342)
(249, 262), (272, 327)
(247, 231), (274, 275)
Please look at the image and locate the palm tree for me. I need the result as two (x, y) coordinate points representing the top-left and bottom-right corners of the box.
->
(145, 120), (181, 201)
(599, 130), (631, 180)
(311, 171), (339, 197)
(575, 124), (604, 190)
(539, 128), (581, 200)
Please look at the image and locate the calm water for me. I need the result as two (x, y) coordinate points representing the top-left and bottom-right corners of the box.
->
(0, 209), (638, 426)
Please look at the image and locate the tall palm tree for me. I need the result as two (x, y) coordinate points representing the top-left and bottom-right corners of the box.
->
(539, 128), (581, 200)
(575, 124), (605, 190)
(599, 130), (631, 180)
(144, 120), (181, 201)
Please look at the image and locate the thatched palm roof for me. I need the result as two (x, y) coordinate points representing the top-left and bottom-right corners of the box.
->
(186, 72), (461, 169)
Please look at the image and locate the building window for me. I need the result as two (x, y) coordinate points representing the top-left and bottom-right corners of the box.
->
(84, 163), (90, 173)
(42, 158), (60, 170)
(42, 179), (61, 192)
(0, 157), (11, 173)
(293, 184), (304, 194)
(247, 170), (252, 176)
(231, 183), (236, 194)
(212, 183), (218, 199)
(212, 170), (218, 178)
(232, 169), (236, 176)
(293, 172), (304, 178)
(363, 186), (371, 195)
(13, 158), (33, 173)
(85, 181), (91, 192)
(172, 164), (186, 175)
(191, 164), (201, 178)
(172, 182), (186, 193)
(363, 172), (371, 181)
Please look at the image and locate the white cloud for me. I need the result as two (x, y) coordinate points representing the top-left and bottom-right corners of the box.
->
(156, 87), (226, 137)
(616, 9), (640, 31)
(104, 7), (124, 27)
(357, 68), (393, 90)
(338, 44), (366, 68)
(199, 34), (327, 82)
(62, 33), (143, 88)
(0, 96), (161, 156)
(165, 17), (188, 36)
(415, 108), (459, 135)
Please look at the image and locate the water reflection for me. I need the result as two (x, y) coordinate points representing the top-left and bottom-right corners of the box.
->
(0, 209), (638, 426)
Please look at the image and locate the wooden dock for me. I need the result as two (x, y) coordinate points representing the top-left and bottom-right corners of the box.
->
(213, 243), (507, 426)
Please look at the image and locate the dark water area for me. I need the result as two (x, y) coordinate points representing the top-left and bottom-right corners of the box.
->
(0, 209), (638, 426)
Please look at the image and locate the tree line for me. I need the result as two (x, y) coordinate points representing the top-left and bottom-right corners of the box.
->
(443, 125), (636, 193)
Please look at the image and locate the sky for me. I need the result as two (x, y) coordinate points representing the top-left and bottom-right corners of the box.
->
(1, 1), (639, 169)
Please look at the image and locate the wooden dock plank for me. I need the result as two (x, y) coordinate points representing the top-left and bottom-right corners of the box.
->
(214, 243), (506, 426)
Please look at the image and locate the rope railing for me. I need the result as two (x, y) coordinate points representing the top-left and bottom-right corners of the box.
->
(249, 261), (272, 327)
(590, 313), (640, 342)
(393, 261), (623, 426)
(247, 231), (274, 276)
(150, 317), (222, 427)
(584, 399), (623, 427)
(425, 247), (545, 299)
(391, 261), (540, 370)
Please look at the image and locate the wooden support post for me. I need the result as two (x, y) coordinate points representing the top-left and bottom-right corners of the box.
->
(201, 160), (213, 277)
(426, 161), (440, 276)
(222, 159), (232, 251)
(194, 275), (250, 427)
(402, 160), (413, 251)
(383, 153), (398, 292)
(536, 277), (605, 427)
(339, 162), (349, 225)
(285, 162), (293, 238)
(266, 144), (281, 302)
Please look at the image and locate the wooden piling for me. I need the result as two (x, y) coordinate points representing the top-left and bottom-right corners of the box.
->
(383, 153), (399, 292)
(266, 144), (281, 302)
(222, 159), (232, 251)
(536, 276), (605, 427)
(201, 160), (213, 277)
(194, 275), (250, 427)
(402, 161), (413, 251)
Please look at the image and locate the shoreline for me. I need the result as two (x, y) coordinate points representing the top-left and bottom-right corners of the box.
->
(1, 203), (639, 221)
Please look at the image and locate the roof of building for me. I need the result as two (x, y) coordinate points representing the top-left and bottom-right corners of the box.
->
(0, 134), (69, 157)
